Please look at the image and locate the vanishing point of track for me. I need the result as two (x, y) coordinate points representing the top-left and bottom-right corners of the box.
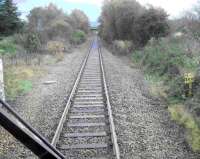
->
(51, 37), (120, 159)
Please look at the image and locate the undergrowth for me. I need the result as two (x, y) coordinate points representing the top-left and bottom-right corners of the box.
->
(132, 37), (200, 152)
(169, 105), (200, 151)
(4, 66), (44, 100)
(0, 37), (17, 56)
(133, 38), (198, 76)
(70, 30), (86, 45)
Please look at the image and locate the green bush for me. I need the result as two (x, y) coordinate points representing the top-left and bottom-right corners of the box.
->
(70, 30), (86, 45)
(0, 37), (16, 56)
(133, 37), (200, 102)
(4, 66), (43, 100)
(133, 37), (200, 152)
(13, 33), (27, 46)
(4, 67), (33, 100)
(167, 76), (185, 103)
(5, 74), (32, 99)
(25, 33), (41, 53)
(133, 38), (198, 77)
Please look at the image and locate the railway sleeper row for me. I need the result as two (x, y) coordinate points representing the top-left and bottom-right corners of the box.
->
(52, 38), (119, 159)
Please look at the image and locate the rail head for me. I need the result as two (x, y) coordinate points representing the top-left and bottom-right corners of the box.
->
(98, 39), (121, 159)
(51, 40), (93, 147)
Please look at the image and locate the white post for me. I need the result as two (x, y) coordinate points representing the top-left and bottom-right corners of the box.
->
(0, 59), (5, 101)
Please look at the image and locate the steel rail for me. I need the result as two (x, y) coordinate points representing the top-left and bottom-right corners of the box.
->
(98, 39), (121, 159)
(51, 40), (93, 146)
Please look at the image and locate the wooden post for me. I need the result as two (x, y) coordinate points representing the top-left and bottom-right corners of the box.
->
(0, 59), (5, 101)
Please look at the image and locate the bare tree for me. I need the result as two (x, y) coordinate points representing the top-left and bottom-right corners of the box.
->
(27, 4), (89, 44)
(70, 9), (89, 33)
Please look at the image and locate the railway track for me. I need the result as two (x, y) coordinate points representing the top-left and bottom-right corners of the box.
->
(51, 37), (120, 159)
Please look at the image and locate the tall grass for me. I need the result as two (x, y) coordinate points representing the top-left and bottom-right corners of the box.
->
(4, 66), (44, 100)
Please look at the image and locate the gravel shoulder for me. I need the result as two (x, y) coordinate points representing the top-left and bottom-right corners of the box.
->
(102, 47), (200, 159)
(0, 41), (89, 158)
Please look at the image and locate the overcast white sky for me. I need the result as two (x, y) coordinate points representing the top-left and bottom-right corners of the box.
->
(138, 0), (198, 18)
(64, 0), (199, 18)
(16, 0), (199, 21)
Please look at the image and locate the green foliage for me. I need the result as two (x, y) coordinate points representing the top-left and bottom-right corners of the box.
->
(5, 67), (32, 100)
(183, 57), (200, 71)
(134, 36), (200, 152)
(133, 37), (200, 103)
(18, 80), (32, 94)
(13, 33), (27, 46)
(133, 38), (198, 76)
(0, 0), (22, 36)
(0, 37), (16, 55)
(5, 73), (32, 100)
(4, 66), (43, 100)
(167, 76), (185, 103)
(70, 30), (86, 44)
(5, 70), (20, 100)
(132, 50), (143, 63)
(25, 33), (41, 53)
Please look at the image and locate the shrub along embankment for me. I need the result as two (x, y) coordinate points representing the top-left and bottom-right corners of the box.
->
(132, 36), (200, 152)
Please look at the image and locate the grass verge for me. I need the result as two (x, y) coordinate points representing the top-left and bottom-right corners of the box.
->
(4, 66), (44, 100)
(169, 104), (200, 151)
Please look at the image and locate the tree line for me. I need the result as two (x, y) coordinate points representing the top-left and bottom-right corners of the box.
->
(0, 0), (90, 53)
(27, 4), (89, 44)
(99, 0), (169, 47)
(0, 0), (23, 36)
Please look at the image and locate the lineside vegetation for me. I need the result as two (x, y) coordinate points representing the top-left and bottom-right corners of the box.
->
(0, 1), (90, 100)
(99, 0), (200, 152)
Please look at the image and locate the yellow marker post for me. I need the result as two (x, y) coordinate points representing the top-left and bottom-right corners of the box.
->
(184, 73), (194, 97)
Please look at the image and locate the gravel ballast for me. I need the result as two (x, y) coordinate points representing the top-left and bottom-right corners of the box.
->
(1, 41), (200, 159)
(102, 48), (200, 159)
(0, 42), (89, 158)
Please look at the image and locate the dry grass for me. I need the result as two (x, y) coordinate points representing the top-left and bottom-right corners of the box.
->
(144, 74), (168, 98)
(47, 41), (65, 61)
(4, 65), (45, 100)
(169, 104), (200, 152)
